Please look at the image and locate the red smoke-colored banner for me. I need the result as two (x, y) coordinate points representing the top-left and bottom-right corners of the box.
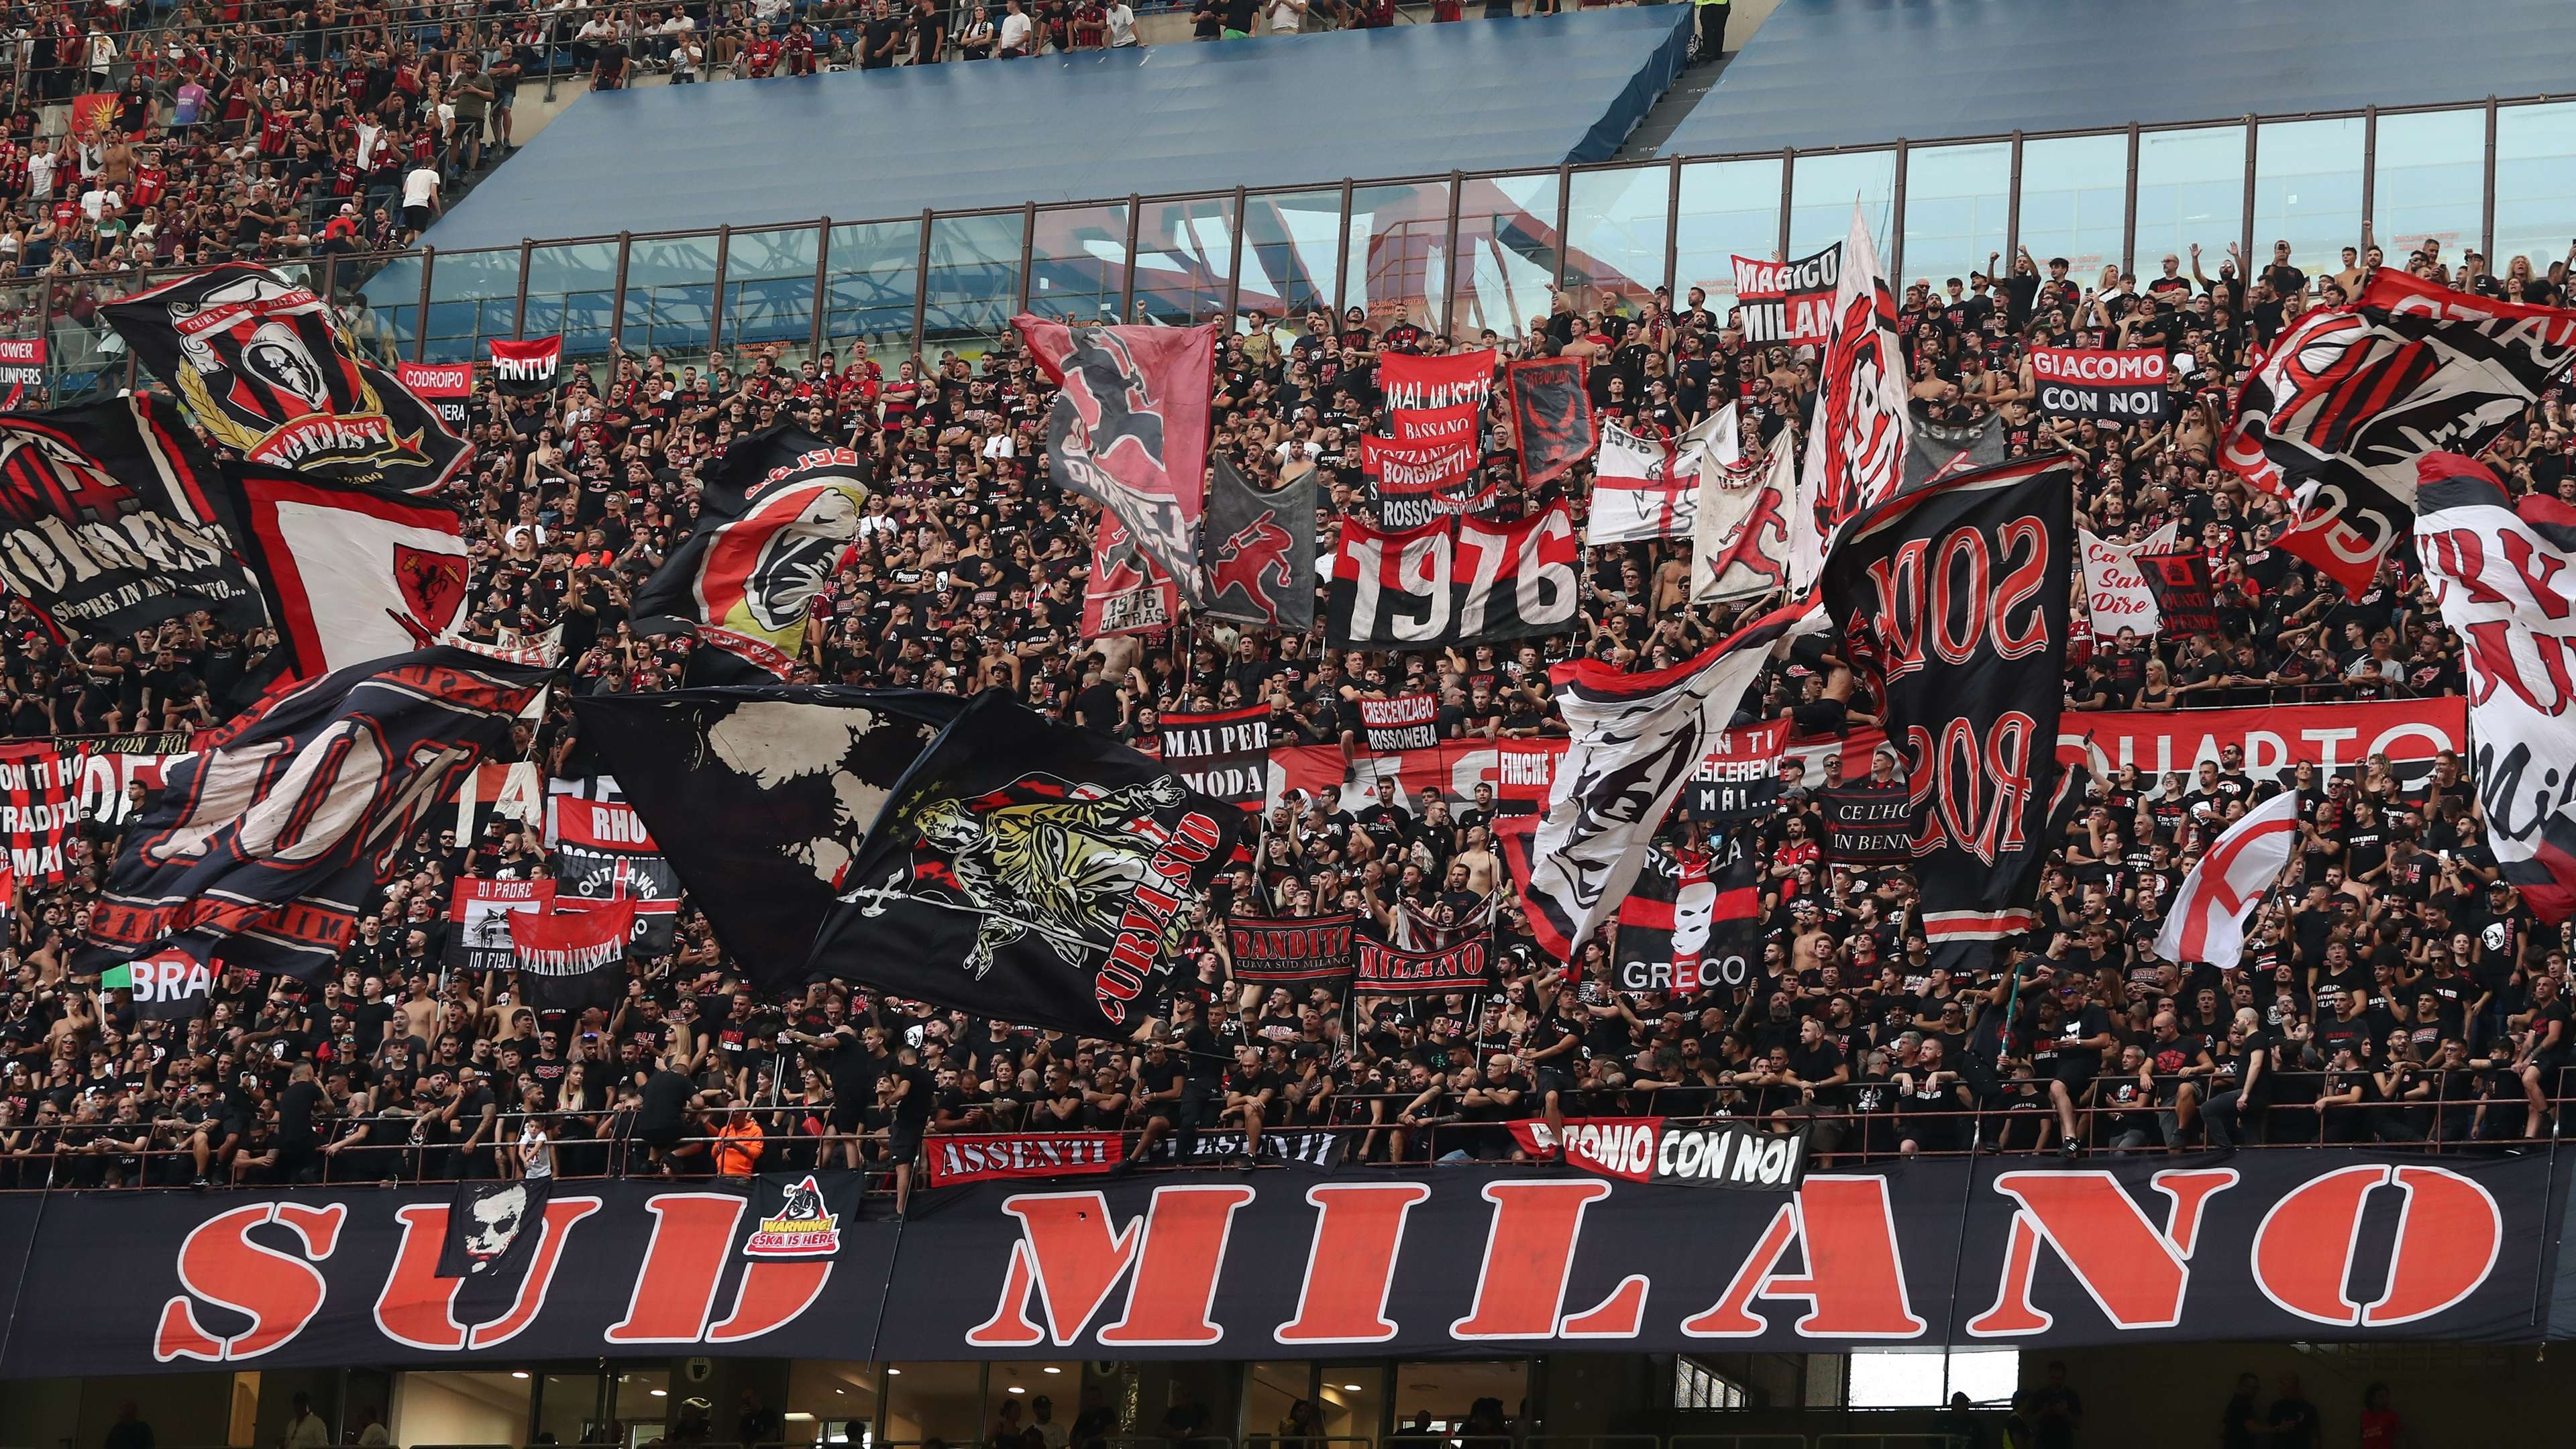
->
(16, 1152), (2565, 1375)
(922, 1132), (1125, 1186)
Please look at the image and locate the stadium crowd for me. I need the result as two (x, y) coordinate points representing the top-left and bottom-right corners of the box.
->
(0, 205), (2571, 1205)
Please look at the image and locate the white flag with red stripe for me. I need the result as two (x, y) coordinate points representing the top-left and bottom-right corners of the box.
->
(1587, 421), (1695, 545)
(2153, 790), (2300, 967)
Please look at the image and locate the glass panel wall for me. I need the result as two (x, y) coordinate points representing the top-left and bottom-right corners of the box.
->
(2493, 101), (2576, 291)
(786, 1361), (881, 1446)
(2252, 116), (2365, 281)
(824, 218), (922, 366)
(1674, 155), (1783, 319)
(1346, 179), (1452, 331)
(1316, 1364), (1386, 1442)
(1899, 140), (2009, 291)
(884, 1362), (985, 1444)
(2373, 108), (2484, 266)
(617, 234), (718, 364)
(1788, 148), (1894, 258)
(2017, 132), (2127, 279)
(1240, 187), (1346, 323)
(1564, 162), (1671, 317)
(922, 211), (1027, 360)
(1025, 203), (1131, 324)
(610, 1366), (671, 1446)
(1134, 195), (1235, 325)
(722, 224), (822, 362)
(1451, 172), (1559, 341)
(418, 246), (521, 365)
(2135, 124), (2246, 280)
(522, 239), (623, 367)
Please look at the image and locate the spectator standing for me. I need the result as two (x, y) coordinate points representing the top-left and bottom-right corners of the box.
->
(961, 8), (999, 57)
(1106, 0), (1140, 46)
(1693, 0), (1729, 62)
(999, 0), (1035, 56)
(399, 158), (442, 237)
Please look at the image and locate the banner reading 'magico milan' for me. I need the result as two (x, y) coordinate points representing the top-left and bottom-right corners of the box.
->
(1358, 694), (1440, 753)
(1329, 502), (1580, 648)
(10, 1154), (2565, 1374)
(1155, 705), (1269, 810)
(1731, 244), (1840, 344)
(2033, 347), (2169, 421)
(396, 360), (472, 431)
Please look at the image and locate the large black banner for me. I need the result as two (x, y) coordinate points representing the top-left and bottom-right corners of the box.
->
(106, 264), (472, 494)
(812, 692), (1243, 1037)
(1505, 356), (1593, 486)
(0, 396), (266, 637)
(571, 688), (959, 984)
(629, 422), (872, 663)
(1, 1153), (2563, 1375)
(1328, 502), (1580, 648)
(1613, 841), (1758, 994)
(76, 649), (551, 983)
(1822, 786), (1926, 865)
(1155, 705), (1269, 810)
(1823, 455), (2073, 970)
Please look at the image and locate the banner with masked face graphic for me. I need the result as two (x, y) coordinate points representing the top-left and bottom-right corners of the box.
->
(1017, 317), (1217, 608)
(631, 422), (871, 660)
(221, 462), (470, 681)
(1614, 839), (1758, 994)
(2222, 268), (2576, 594)
(1198, 453), (1314, 630)
(437, 1179), (555, 1279)
(106, 264), (472, 494)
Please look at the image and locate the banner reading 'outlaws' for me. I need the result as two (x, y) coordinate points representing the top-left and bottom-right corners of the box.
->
(12, 1153), (2564, 1375)
(1329, 502), (1580, 647)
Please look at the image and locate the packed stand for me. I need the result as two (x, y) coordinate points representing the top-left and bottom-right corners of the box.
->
(4, 219), (2575, 1199)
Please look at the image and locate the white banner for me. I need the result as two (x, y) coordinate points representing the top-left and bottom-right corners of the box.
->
(2079, 521), (2178, 639)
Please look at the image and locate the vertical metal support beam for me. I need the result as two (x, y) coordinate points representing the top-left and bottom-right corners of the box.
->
(810, 219), (833, 358)
(1441, 170), (1464, 336)
(1332, 178), (1356, 318)
(2360, 109), (2377, 254)
(912, 210), (935, 360)
(513, 238), (533, 339)
(1664, 155), (1683, 301)
(2483, 95), (2501, 263)
(1016, 202), (1038, 315)
(1120, 193), (1143, 321)
(707, 224), (733, 356)
(414, 246), (435, 362)
(33, 270), (52, 401)
(1777, 148), (1795, 259)
(2004, 131), (2024, 273)
(1553, 162), (1573, 293)
(2240, 117), (2259, 274)
(608, 232), (633, 357)
(2122, 123), (2142, 275)
(1223, 186), (1248, 326)
(1888, 139), (1911, 284)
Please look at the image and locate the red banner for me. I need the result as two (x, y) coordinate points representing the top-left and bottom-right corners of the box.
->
(922, 1132), (1125, 1186)
(2059, 698), (2465, 781)
(1509, 1118), (1666, 1182)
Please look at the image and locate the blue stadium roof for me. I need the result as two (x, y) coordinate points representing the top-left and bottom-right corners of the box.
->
(418, 8), (1690, 253)
(1654, 0), (2574, 158)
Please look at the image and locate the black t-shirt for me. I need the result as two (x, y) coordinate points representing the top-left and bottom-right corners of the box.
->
(277, 1079), (323, 1146)
(892, 1063), (935, 1126)
(639, 1067), (692, 1132)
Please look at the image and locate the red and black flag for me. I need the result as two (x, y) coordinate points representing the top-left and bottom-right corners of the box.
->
(488, 335), (565, 396)
(810, 691), (1242, 1034)
(75, 648), (553, 983)
(1353, 934), (1497, 994)
(547, 796), (682, 956)
(631, 421), (871, 663)
(396, 360), (473, 431)
(1613, 841), (1758, 995)
(508, 898), (633, 1016)
(0, 395), (266, 638)
(2139, 549), (2220, 637)
(0, 742), (78, 884)
(1198, 453), (1314, 631)
(106, 263), (472, 494)
(1016, 317), (1217, 608)
(1506, 356), (1594, 486)
(1225, 912), (1359, 986)
(1823, 453), (2074, 972)
(2222, 268), (2576, 594)
(221, 462), (470, 680)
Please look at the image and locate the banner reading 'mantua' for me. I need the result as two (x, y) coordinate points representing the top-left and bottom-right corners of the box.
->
(3, 1153), (2559, 1375)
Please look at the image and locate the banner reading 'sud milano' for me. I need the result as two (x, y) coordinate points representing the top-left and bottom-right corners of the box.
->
(1155, 705), (1269, 810)
(396, 361), (472, 431)
(812, 692), (1242, 1038)
(1501, 604), (1805, 958)
(2032, 347), (2169, 421)
(2416, 451), (2576, 921)
(0, 396), (266, 639)
(76, 649), (551, 983)
(1824, 454), (2074, 969)
(488, 335), (565, 396)
(631, 421), (871, 661)
(14, 1153), (2560, 1374)
(1731, 244), (1841, 344)
(106, 264), (472, 494)
(2222, 268), (2576, 594)
(1329, 501), (1580, 647)
(1018, 317), (1217, 607)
